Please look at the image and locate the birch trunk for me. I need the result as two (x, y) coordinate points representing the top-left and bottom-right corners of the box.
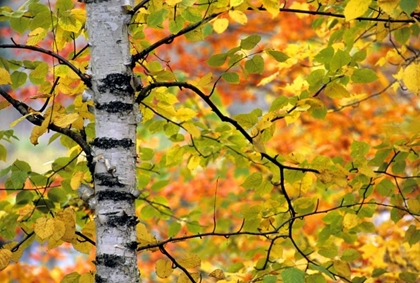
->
(86, 1), (140, 282)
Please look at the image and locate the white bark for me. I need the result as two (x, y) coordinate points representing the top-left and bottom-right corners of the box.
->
(86, 1), (140, 282)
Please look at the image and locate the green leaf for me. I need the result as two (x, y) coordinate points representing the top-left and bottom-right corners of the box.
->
(350, 141), (369, 159)
(245, 55), (264, 74)
(168, 222), (182, 237)
(234, 113), (258, 129)
(315, 46), (334, 64)
(29, 62), (49, 84)
(400, 0), (418, 15)
(11, 71), (27, 90)
(399, 271), (418, 283)
(186, 221), (202, 233)
(376, 179), (394, 197)
(306, 69), (326, 87)
(147, 9), (169, 28)
(169, 17), (184, 34)
(351, 68), (377, 83)
(306, 274), (326, 283)
(240, 34), (261, 50)
(269, 96), (288, 111)
(47, 187), (68, 203)
(241, 172), (262, 189)
(139, 147), (154, 161)
(151, 180), (169, 191)
(281, 267), (305, 283)
(10, 17), (30, 34)
(256, 179), (272, 195)
(372, 268), (387, 277)
(166, 145), (185, 166)
(181, 7), (202, 23)
(266, 50), (289, 62)
(222, 72), (240, 84)
(394, 27), (411, 45)
(262, 275), (277, 283)
(207, 53), (228, 67)
(227, 262), (244, 272)
(341, 248), (361, 262)
(15, 190), (34, 205)
(330, 49), (351, 72)
(0, 144), (6, 161)
(318, 245), (338, 258)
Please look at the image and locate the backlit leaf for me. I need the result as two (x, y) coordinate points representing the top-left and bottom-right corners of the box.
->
(178, 253), (201, 268)
(344, 0), (372, 21)
(229, 10), (247, 25)
(222, 72), (240, 83)
(240, 34), (261, 50)
(402, 63), (420, 95)
(34, 217), (55, 240)
(262, 0), (280, 18)
(0, 249), (12, 271)
(241, 172), (262, 189)
(325, 82), (350, 99)
(245, 55), (264, 74)
(0, 68), (11, 85)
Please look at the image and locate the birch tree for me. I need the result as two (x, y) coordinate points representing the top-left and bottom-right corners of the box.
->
(1, 0), (420, 282)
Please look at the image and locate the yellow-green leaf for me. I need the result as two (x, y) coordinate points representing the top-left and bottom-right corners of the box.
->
(178, 254), (201, 268)
(213, 18), (229, 34)
(156, 259), (173, 278)
(176, 108), (196, 122)
(0, 249), (12, 271)
(262, 0), (280, 18)
(344, 0), (372, 21)
(53, 113), (80, 128)
(229, 10), (247, 25)
(325, 82), (350, 99)
(333, 260), (351, 278)
(34, 217), (55, 240)
(343, 213), (359, 229)
(407, 198), (420, 214)
(402, 63), (420, 95)
(0, 68), (12, 85)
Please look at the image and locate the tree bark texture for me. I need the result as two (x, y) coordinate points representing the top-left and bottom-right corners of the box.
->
(86, 1), (140, 282)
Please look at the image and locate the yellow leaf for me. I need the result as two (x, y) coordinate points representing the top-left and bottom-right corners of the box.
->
(79, 272), (95, 283)
(72, 234), (92, 254)
(0, 68), (11, 85)
(53, 113), (80, 128)
(178, 253), (201, 268)
(378, 0), (400, 16)
(0, 100), (10, 110)
(177, 272), (200, 283)
(166, 0), (182, 6)
(34, 217), (55, 240)
(156, 259), (173, 278)
(10, 113), (37, 128)
(262, 0), (280, 18)
(27, 28), (47, 46)
(176, 108), (196, 122)
(325, 82), (350, 99)
(136, 223), (158, 250)
(71, 171), (85, 190)
(51, 219), (66, 241)
(0, 249), (12, 271)
(402, 63), (420, 95)
(333, 260), (351, 278)
(197, 72), (213, 87)
(213, 18), (229, 34)
(343, 213), (359, 229)
(252, 135), (266, 153)
(140, 104), (154, 123)
(344, 0), (372, 21)
(183, 122), (201, 138)
(56, 208), (76, 242)
(407, 199), (420, 214)
(30, 117), (50, 145)
(81, 220), (96, 237)
(188, 155), (201, 170)
(3, 242), (23, 262)
(229, 10), (247, 25)
(209, 269), (226, 280)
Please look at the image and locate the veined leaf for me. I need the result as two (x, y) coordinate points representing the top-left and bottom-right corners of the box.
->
(156, 259), (173, 278)
(240, 34), (261, 50)
(262, 0), (280, 18)
(206, 53), (228, 67)
(402, 63), (420, 95)
(222, 72), (240, 83)
(351, 68), (378, 83)
(281, 267), (305, 283)
(344, 0), (372, 21)
(245, 55), (264, 74)
(241, 172), (262, 189)
(325, 82), (350, 99)
(229, 10), (247, 25)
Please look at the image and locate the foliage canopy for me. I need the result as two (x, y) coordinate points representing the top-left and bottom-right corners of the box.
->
(0, 0), (420, 282)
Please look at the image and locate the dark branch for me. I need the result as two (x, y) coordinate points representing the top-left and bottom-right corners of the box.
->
(0, 42), (91, 88)
(0, 88), (92, 159)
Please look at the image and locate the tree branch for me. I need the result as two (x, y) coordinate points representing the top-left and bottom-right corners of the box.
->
(0, 42), (91, 88)
(0, 88), (92, 159)
(132, 12), (221, 63)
